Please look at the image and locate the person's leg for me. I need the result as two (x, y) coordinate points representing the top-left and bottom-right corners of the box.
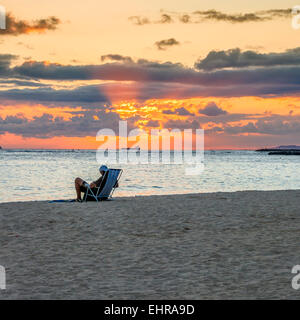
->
(74, 177), (85, 200)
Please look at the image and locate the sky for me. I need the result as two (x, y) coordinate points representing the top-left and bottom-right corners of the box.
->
(0, 0), (300, 149)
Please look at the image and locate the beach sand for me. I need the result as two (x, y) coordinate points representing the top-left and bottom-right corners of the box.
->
(1, 190), (300, 299)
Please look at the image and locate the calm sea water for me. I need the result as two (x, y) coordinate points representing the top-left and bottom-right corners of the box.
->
(1, 150), (300, 203)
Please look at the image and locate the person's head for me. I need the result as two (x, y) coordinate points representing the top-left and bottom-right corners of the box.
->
(99, 165), (108, 175)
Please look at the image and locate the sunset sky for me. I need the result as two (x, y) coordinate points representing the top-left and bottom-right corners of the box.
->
(1, 0), (300, 149)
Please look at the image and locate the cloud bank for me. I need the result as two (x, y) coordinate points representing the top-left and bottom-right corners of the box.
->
(195, 48), (300, 71)
(2, 48), (300, 107)
(0, 111), (122, 138)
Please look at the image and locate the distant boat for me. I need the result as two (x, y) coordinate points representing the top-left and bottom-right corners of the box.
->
(120, 146), (140, 152)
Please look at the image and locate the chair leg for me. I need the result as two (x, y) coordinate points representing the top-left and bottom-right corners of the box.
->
(86, 186), (99, 202)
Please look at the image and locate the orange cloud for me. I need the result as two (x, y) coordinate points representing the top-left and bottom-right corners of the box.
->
(1, 96), (300, 150)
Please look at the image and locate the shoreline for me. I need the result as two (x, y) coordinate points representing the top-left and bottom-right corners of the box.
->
(1, 188), (300, 205)
(1, 189), (300, 299)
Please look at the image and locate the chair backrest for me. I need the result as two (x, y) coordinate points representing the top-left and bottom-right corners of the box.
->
(96, 169), (122, 199)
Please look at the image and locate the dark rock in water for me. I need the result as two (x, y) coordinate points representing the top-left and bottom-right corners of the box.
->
(268, 151), (300, 155)
(257, 145), (300, 152)
(256, 148), (278, 152)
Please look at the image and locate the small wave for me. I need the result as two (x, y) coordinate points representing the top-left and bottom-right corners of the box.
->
(14, 186), (33, 191)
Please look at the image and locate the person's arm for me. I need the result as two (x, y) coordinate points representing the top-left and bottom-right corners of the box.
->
(89, 182), (96, 188)
(90, 176), (102, 188)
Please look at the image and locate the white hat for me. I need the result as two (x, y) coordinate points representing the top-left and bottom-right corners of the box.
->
(99, 165), (108, 172)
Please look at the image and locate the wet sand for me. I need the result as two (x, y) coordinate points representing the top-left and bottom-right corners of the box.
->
(1, 190), (300, 299)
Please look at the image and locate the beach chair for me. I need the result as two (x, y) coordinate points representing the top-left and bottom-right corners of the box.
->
(83, 168), (123, 202)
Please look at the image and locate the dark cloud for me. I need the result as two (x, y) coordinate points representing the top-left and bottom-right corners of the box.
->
(0, 85), (110, 105)
(11, 57), (300, 90)
(193, 9), (292, 23)
(2, 48), (300, 101)
(193, 10), (264, 23)
(0, 111), (123, 138)
(195, 48), (300, 71)
(257, 9), (292, 18)
(175, 107), (194, 116)
(0, 54), (17, 74)
(0, 13), (61, 36)
(155, 38), (180, 50)
(129, 8), (292, 25)
(162, 107), (257, 127)
(199, 102), (228, 116)
(12, 60), (195, 83)
(162, 107), (194, 116)
(1, 82), (300, 107)
(223, 118), (300, 135)
(101, 54), (133, 63)
(158, 14), (173, 24)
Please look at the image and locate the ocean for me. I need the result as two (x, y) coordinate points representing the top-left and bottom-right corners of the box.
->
(1, 149), (300, 203)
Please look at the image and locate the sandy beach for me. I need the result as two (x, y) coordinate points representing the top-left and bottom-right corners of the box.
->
(1, 190), (300, 299)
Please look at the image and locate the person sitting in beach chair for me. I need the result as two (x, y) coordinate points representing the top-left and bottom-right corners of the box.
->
(74, 165), (121, 202)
